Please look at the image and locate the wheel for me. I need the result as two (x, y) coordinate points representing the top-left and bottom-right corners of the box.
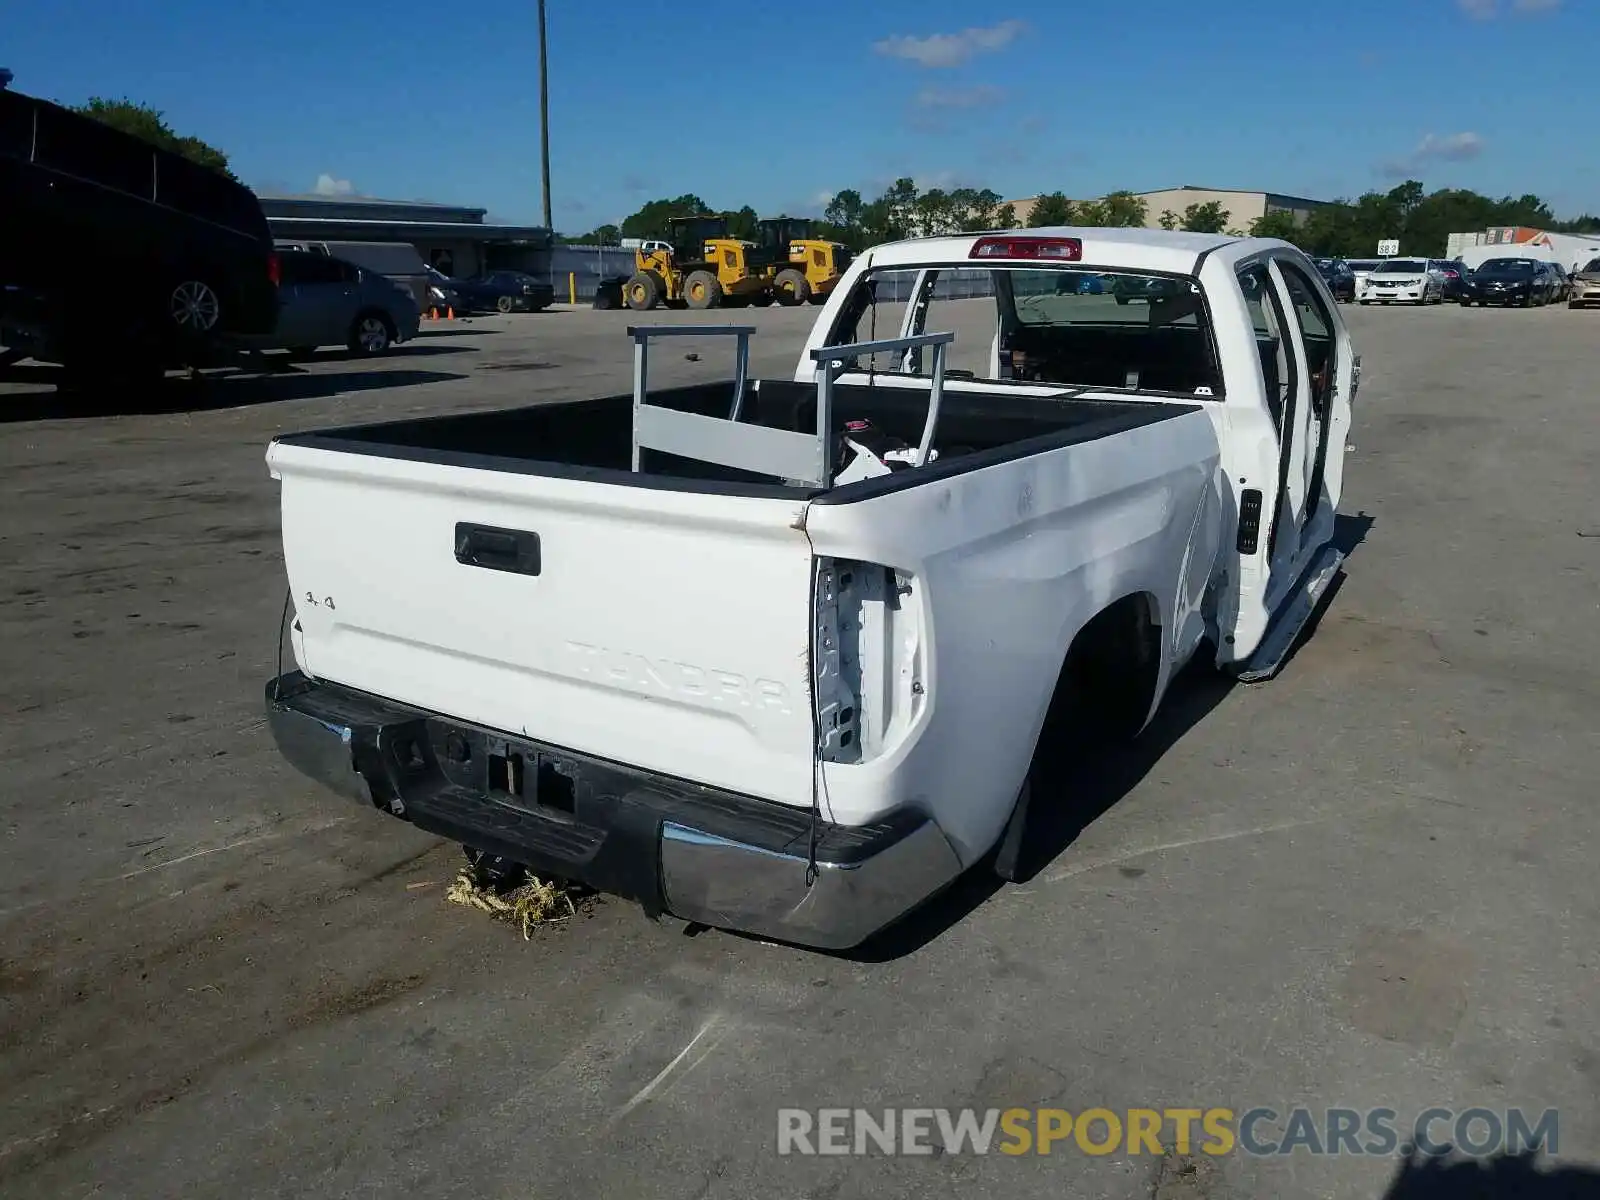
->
(168, 278), (222, 336)
(348, 311), (394, 355)
(683, 270), (723, 310)
(773, 268), (810, 306)
(1359, 299), (1370, 305)
(496, 295), (516, 314)
(624, 272), (660, 311)
(748, 291), (774, 308)
(1571, 301), (1582, 309)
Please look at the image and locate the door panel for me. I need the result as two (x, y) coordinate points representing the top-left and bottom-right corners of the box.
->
(1273, 260), (1340, 527)
(1260, 259), (1315, 584)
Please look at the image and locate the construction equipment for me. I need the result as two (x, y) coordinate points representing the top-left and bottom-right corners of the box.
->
(623, 217), (771, 311)
(756, 218), (853, 306)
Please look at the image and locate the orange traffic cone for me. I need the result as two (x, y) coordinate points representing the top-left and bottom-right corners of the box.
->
(446, 306), (454, 320)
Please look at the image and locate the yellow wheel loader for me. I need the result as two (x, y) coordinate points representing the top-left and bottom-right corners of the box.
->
(623, 217), (771, 311)
(756, 218), (853, 306)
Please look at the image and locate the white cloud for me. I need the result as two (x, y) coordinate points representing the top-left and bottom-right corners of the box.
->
(1457, 0), (1560, 17)
(872, 19), (1027, 68)
(913, 85), (1006, 109)
(1377, 131), (1485, 177)
(313, 173), (354, 196)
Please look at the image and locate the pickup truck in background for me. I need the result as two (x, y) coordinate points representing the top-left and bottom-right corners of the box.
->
(264, 228), (1358, 950)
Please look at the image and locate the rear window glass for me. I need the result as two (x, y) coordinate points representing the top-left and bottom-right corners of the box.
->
(828, 265), (1221, 397)
(1378, 260), (1426, 273)
(33, 104), (155, 198)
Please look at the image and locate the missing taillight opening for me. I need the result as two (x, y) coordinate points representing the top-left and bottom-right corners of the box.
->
(267, 252), (281, 286)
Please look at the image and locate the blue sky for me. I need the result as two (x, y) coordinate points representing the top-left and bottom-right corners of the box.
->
(7, 0), (1597, 232)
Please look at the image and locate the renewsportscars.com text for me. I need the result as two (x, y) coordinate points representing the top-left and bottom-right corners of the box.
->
(776, 1106), (1560, 1158)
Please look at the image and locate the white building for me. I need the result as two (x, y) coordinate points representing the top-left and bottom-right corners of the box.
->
(1450, 226), (1600, 273)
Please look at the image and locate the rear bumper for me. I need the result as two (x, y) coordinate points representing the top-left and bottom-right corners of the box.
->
(264, 672), (961, 950)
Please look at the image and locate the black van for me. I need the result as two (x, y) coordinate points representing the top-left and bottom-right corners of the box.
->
(0, 87), (279, 380)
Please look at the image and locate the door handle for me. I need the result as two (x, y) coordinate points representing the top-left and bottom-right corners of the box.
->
(454, 523), (541, 575)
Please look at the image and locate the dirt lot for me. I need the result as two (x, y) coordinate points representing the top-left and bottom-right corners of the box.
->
(2, 301), (1598, 1200)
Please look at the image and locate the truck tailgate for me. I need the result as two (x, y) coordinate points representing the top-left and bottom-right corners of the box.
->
(268, 442), (820, 809)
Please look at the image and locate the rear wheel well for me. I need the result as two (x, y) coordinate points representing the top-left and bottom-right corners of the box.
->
(1042, 592), (1162, 758)
(992, 592), (1162, 882)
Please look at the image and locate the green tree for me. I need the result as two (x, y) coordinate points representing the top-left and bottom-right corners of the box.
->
(1249, 211), (1302, 241)
(1098, 190), (1150, 228)
(1158, 209), (1179, 231)
(994, 202), (1018, 228)
(1026, 191), (1075, 227)
(565, 223), (620, 245)
(957, 188), (1004, 232)
(724, 205), (758, 241)
(620, 194), (713, 239)
(1181, 201), (1230, 233)
(71, 97), (232, 177)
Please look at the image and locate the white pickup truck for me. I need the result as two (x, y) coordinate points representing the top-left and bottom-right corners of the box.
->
(264, 228), (1357, 949)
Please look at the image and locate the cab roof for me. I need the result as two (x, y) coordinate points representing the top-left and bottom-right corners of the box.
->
(861, 227), (1268, 276)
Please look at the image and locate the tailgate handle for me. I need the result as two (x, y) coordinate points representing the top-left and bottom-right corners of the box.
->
(455, 523), (541, 576)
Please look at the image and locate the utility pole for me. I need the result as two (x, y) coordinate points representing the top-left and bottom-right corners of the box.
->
(537, 0), (552, 231)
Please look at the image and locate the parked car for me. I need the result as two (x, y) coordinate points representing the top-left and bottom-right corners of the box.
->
(424, 265), (470, 315)
(1538, 261), (1570, 304)
(263, 228), (1357, 950)
(453, 270), (556, 313)
(1313, 258), (1356, 302)
(276, 240), (432, 313)
(0, 85), (278, 383)
(1432, 259), (1468, 300)
(1569, 257), (1600, 308)
(1358, 258), (1445, 305)
(1346, 259), (1381, 295)
(1459, 258), (1551, 307)
(237, 249), (419, 356)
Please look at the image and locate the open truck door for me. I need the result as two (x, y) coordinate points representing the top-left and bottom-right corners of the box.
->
(1211, 249), (1354, 681)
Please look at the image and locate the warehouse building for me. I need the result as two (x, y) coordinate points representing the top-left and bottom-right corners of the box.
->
(1004, 186), (1330, 231)
(258, 195), (552, 278)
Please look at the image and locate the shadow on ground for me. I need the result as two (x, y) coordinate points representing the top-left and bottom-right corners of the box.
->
(0, 364), (465, 422)
(412, 324), (502, 338)
(842, 508), (1382, 962)
(1379, 1150), (1600, 1198)
(838, 655), (1236, 963)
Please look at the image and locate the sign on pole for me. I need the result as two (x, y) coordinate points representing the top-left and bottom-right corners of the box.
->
(1377, 239), (1400, 257)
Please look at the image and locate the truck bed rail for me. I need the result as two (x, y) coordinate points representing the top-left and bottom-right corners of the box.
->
(627, 325), (954, 487)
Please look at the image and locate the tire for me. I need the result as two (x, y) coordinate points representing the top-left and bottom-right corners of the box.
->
(1359, 299), (1370, 306)
(348, 311), (394, 355)
(624, 272), (660, 312)
(168, 278), (222, 337)
(683, 270), (723, 310)
(496, 295), (515, 314)
(748, 292), (774, 308)
(773, 268), (810, 306)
